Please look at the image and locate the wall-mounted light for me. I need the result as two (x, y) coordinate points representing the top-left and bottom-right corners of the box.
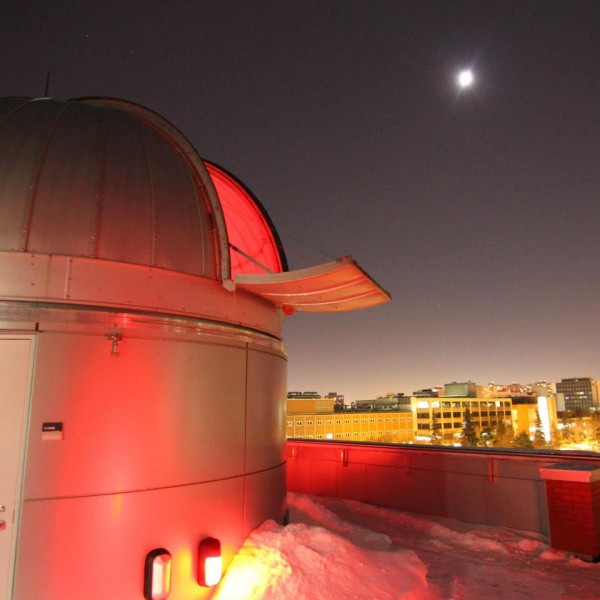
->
(198, 537), (222, 587)
(144, 548), (171, 600)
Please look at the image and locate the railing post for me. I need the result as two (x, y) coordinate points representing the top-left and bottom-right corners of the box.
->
(340, 448), (348, 467)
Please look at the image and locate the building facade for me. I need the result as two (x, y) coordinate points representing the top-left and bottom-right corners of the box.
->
(411, 397), (513, 442)
(287, 399), (413, 443)
(287, 388), (558, 446)
(511, 396), (558, 443)
(556, 378), (599, 412)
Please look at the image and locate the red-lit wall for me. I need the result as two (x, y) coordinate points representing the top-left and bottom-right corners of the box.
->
(286, 441), (600, 535)
(10, 309), (287, 600)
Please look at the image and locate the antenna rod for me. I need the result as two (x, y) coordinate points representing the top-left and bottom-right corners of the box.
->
(44, 71), (50, 97)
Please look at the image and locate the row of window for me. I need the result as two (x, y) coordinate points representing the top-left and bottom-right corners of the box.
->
(288, 423), (412, 434)
(418, 401), (511, 408)
(288, 418), (411, 427)
(417, 420), (501, 430)
(416, 410), (511, 420)
(293, 430), (409, 440)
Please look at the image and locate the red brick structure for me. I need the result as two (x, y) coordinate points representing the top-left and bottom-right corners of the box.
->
(539, 465), (600, 561)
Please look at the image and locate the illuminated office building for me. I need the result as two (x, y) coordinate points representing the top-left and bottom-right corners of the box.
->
(556, 378), (599, 412)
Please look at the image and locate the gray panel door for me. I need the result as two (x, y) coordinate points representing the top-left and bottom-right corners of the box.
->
(0, 338), (34, 600)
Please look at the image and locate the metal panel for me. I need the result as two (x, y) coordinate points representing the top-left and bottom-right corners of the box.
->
(26, 102), (113, 258)
(0, 99), (66, 252)
(245, 349), (287, 472)
(15, 478), (245, 600)
(7, 313), (288, 599)
(0, 252), (285, 339)
(0, 98), (220, 279)
(234, 256), (392, 312)
(141, 125), (213, 275)
(243, 465), (287, 539)
(0, 336), (34, 600)
(24, 332), (248, 499)
(206, 161), (286, 276)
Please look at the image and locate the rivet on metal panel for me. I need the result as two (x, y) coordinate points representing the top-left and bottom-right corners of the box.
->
(487, 457), (496, 483)
(341, 449), (348, 466)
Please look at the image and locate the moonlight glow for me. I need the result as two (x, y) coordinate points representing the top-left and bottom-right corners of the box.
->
(457, 69), (474, 88)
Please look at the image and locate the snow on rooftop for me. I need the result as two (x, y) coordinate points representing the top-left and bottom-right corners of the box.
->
(214, 493), (600, 600)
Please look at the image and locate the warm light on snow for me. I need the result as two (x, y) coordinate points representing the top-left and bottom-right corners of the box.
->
(213, 493), (600, 600)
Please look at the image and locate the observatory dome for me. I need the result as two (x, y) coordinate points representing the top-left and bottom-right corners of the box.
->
(0, 96), (276, 279)
(0, 97), (295, 335)
(0, 96), (389, 334)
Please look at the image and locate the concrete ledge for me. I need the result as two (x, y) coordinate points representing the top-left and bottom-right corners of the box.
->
(539, 464), (600, 483)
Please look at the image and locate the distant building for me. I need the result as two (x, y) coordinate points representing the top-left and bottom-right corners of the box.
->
(325, 392), (345, 407)
(352, 394), (407, 411)
(412, 388), (439, 397)
(511, 396), (558, 442)
(286, 398), (413, 443)
(531, 381), (556, 396)
(484, 383), (532, 397)
(555, 378), (599, 412)
(411, 396), (512, 442)
(287, 397), (335, 415)
(288, 391), (323, 399)
(286, 388), (559, 445)
(442, 382), (477, 398)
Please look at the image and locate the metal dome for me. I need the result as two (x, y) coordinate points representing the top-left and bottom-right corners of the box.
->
(0, 96), (228, 279)
(0, 96), (390, 326)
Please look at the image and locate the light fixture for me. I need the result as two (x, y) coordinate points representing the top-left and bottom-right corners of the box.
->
(198, 537), (222, 587)
(144, 548), (171, 600)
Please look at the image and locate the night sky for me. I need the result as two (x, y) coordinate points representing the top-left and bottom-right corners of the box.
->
(2, 1), (599, 399)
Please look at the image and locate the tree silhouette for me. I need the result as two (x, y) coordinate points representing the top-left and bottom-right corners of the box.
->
(460, 408), (478, 447)
(430, 412), (442, 445)
(533, 409), (546, 448)
(494, 420), (514, 448)
(513, 431), (533, 449)
(480, 426), (495, 447)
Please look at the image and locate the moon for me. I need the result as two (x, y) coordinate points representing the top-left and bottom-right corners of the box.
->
(457, 69), (474, 88)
